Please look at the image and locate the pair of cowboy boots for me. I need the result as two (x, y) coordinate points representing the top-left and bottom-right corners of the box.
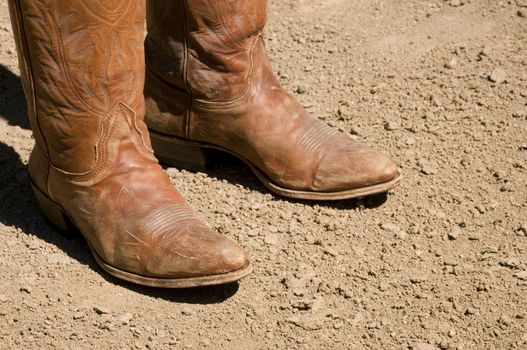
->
(8, 0), (400, 288)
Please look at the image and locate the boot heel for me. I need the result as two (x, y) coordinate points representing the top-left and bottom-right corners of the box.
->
(31, 183), (74, 235)
(149, 130), (209, 172)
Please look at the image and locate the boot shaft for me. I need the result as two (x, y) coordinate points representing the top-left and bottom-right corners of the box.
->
(146, 0), (267, 102)
(9, 0), (147, 174)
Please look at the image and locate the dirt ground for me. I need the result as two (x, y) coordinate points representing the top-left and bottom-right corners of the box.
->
(0, 0), (526, 349)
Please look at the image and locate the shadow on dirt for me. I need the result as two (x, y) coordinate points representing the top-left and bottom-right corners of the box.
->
(0, 64), (29, 129)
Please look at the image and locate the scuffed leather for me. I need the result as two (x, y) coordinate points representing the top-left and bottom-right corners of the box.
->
(146, 0), (267, 102)
(9, 0), (248, 278)
(145, 0), (398, 192)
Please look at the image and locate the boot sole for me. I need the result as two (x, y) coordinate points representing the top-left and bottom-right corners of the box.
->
(149, 130), (402, 201)
(30, 181), (253, 288)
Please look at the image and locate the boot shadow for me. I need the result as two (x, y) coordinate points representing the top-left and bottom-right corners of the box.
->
(0, 142), (240, 303)
(0, 64), (29, 129)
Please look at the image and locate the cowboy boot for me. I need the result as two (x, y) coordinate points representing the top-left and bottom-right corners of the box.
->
(8, 0), (251, 288)
(144, 0), (401, 201)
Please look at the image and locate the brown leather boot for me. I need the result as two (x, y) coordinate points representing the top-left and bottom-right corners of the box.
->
(8, 0), (251, 288)
(144, 0), (400, 201)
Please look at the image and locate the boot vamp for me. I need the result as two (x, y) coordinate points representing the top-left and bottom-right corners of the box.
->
(48, 143), (248, 279)
(192, 85), (398, 192)
(312, 136), (399, 192)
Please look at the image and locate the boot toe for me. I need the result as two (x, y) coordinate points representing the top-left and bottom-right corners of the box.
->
(313, 142), (398, 192)
(145, 225), (249, 279)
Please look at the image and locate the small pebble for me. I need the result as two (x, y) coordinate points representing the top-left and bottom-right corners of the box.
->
(448, 229), (461, 241)
(395, 230), (408, 240)
(406, 137), (416, 145)
(499, 315), (513, 326)
(513, 271), (527, 281)
(264, 233), (278, 246)
(291, 299), (314, 310)
(500, 183), (513, 192)
(516, 224), (527, 236)
(323, 247), (338, 257)
(286, 315), (324, 331)
(512, 109), (527, 118)
(350, 126), (361, 135)
(479, 46), (491, 58)
(118, 312), (134, 325)
(418, 159), (437, 175)
(488, 68), (506, 84)
(499, 257), (520, 269)
(384, 120), (400, 131)
(94, 306), (110, 315)
(380, 223), (407, 239)
(485, 246), (498, 254)
(296, 85), (307, 94)
(181, 308), (194, 316)
(445, 57), (458, 69)
(379, 283), (390, 291)
(333, 321), (344, 329)
(324, 222), (338, 232)
(410, 274), (428, 284)
(465, 307), (476, 315)
(247, 229), (259, 237)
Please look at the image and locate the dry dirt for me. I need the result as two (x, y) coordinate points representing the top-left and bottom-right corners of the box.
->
(1, 0), (526, 349)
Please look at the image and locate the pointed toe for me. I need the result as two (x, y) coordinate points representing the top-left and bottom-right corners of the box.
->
(145, 224), (249, 279)
(313, 143), (399, 192)
(218, 239), (250, 273)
